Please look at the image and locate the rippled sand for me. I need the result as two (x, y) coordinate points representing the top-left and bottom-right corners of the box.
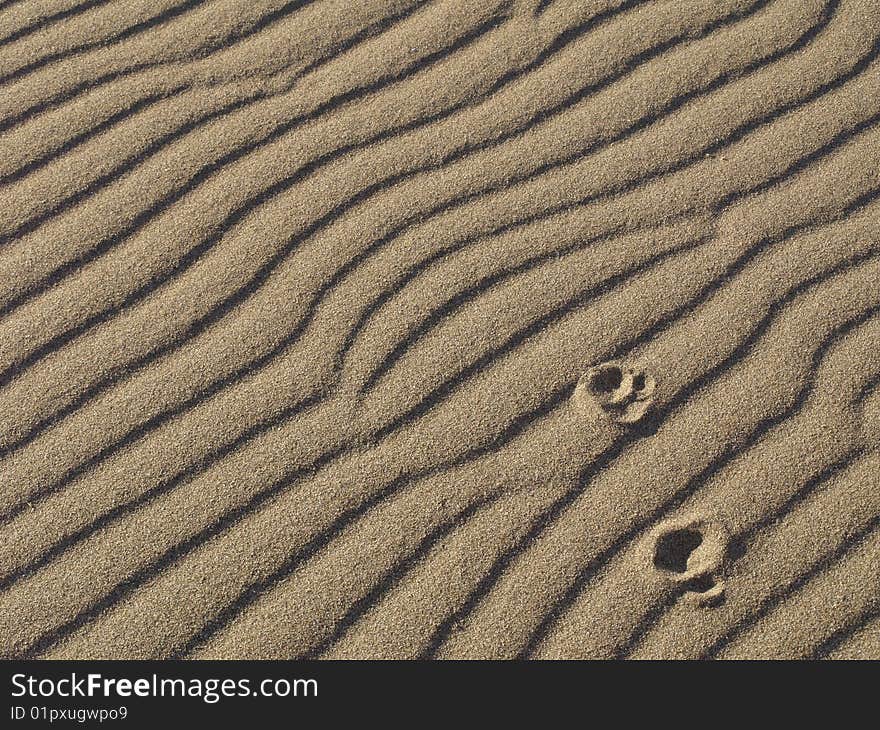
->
(0, 0), (878, 659)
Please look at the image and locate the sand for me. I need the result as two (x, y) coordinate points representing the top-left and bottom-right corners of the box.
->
(0, 0), (877, 660)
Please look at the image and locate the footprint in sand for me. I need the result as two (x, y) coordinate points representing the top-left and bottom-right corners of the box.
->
(574, 361), (656, 424)
(649, 514), (730, 607)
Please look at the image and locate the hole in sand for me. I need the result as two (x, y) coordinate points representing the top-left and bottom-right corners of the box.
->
(632, 373), (646, 391)
(654, 528), (703, 573)
(588, 365), (623, 394)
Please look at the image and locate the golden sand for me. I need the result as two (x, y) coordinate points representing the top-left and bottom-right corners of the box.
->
(0, 0), (878, 659)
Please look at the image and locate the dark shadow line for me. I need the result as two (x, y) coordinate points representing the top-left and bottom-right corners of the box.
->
(857, 371), (880, 403)
(812, 601), (880, 658)
(9, 169), (877, 646)
(0, 0), (364, 135)
(702, 514), (880, 658)
(18, 439), (349, 659)
(0, 392), (323, 590)
(0, 0), (416, 189)
(358, 221), (710, 393)
(0, 0), (212, 87)
(0, 0), (26, 15)
(0, 219), (704, 591)
(0, 0), (112, 49)
(370, 235), (718, 443)
(621, 317), (880, 656)
(0, 2), (441, 329)
(186, 490), (498, 658)
(24, 4), (864, 544)
(0, 90), (223, 189)
(0, 0), (325, 89)
(739, 450), (866, 546)
(0, 0), (433, 266)
(612, 591), (681, 660)
(0, 60), (161, 134)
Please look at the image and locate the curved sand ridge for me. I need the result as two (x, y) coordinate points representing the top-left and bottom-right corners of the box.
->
(0, 0), (878, 659)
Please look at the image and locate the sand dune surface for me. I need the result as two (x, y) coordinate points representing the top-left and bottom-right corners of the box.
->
(0, 0), (878, 659)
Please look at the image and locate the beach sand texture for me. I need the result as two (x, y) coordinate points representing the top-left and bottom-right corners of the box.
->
(0, 0), (879, 659)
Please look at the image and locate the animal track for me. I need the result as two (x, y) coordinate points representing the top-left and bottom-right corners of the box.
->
(574, 362), (657, 424)
(648, 514), (730, 607)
